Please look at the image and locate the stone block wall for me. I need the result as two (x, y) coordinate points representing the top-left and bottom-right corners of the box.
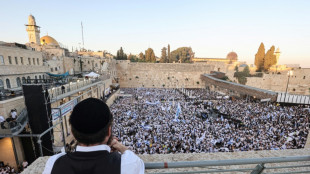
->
(245, 69), (310, 95)
(116, 61), (215, 88)
(201, 74), (278, 101)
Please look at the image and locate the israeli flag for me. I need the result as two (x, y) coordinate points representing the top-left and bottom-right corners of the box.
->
(175, 103), (182, 120)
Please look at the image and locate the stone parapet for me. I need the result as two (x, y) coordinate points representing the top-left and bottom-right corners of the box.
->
(22, 148), (310, 174)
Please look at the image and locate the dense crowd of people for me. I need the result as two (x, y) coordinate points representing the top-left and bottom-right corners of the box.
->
(110, 88), (309, 154)
(0, 163), (19, 174)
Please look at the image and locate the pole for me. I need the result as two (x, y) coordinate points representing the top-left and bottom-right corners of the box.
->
(284, 73), (291, 103)
(59, 108), (66, 148)
(37, 138), (43, 157)
(81, 22), (84, 49)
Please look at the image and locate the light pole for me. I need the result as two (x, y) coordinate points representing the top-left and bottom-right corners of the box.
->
(284, 70), (293, 103)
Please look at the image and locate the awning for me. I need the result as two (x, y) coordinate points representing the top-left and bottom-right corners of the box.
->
(46, 71), (69, 78)
(84, 72), (100, 78)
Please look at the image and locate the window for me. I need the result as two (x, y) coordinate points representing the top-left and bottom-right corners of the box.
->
(16, 77), (21, 87)
(33, 58), (36, 65)
(6, 79), (11, 89)
(55, 67), (58, 71)
(28, 58), (31, 65)
(20, 57), (24, 65)
(27, 76), (31, 84)
(15, 57), (18, 64)
(8, 56), (12, 64)
(22, 77), (26, 84)
(51, 68), (53, 72)
(35, 76), (38, 83)
(37, 58), (39, 65)
(0, 55), (4, 65)
(0, 79), (4, 90)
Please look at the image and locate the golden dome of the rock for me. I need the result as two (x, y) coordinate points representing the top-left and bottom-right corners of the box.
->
(40, 35), (59, 46)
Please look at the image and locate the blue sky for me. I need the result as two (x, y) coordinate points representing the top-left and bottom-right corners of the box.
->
(1, 0), (310, 67)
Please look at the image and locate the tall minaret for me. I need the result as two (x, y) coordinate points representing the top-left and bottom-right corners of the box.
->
(26, 15), (40, 44)
(274, 47), (281, 65)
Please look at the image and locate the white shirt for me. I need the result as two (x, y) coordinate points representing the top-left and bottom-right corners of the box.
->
(0, 116), (4, 123)
(11, 111), (17, 119)
(43, 144), (145, 174)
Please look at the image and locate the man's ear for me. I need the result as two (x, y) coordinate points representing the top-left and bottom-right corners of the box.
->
(108, 126), (112, 136)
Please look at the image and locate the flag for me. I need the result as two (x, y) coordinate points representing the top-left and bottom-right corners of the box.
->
(175, 103), (182, 120)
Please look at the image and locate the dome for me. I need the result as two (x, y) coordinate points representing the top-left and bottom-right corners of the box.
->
(40, 35), (59, 46)
(226, 52), (238, 61)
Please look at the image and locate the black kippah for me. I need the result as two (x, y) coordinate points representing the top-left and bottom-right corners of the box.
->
(69, 98), (111, 134)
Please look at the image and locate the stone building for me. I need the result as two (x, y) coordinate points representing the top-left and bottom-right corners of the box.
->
(0, 42), (47, 91)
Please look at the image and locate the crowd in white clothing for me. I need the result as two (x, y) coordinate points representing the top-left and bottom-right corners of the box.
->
(110, 88), (309, 154)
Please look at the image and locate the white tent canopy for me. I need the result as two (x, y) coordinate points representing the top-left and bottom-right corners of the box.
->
(84, 72), (100, 78)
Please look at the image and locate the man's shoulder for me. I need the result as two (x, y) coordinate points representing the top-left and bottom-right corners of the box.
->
(42, 152), (66, 174)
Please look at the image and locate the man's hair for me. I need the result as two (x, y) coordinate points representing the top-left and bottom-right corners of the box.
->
(71, 119), (113, 145)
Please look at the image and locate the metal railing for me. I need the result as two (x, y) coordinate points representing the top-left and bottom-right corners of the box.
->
(145, 156), (310, 174)
(48, 78), (100, 98)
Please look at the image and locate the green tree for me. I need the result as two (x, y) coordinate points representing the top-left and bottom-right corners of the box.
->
(234, 65), (239, 72)
(167, 44), (171, 62)
(243, 65), (250, 76)
(115, 47), (127, 60)
(170, 47), (194, 63)
(238, 76), (247, 85)
(139, 52), (144, 60)
(160, 47), (167, 63)
(254, 43), (265, 71)
(264, 46), (277, 71)
(145, 48), (156, 63)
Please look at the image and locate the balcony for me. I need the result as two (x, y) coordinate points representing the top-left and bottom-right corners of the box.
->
(0, 108), (28, 136)
(48, 76), (110, 102)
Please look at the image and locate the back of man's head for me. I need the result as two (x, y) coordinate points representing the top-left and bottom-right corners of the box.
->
(69, 98), (113, 145)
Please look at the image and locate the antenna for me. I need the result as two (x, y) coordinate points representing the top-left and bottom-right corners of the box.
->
(81, 22), (84, 50)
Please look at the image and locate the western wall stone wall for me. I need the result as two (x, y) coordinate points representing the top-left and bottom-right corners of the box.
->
(201, 74), (278, 101)
(22, 148), (310, 174)
(116, 61), (226, 88)
(228, 68), (310, 95)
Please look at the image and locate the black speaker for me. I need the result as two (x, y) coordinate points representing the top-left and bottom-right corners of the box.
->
(22, 85), (53, 156)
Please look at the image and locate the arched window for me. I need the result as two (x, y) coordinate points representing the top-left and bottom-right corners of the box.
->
(0, 79), (4, 90)
(35, 76), (38, 83)
(22, 77), (26, 84)
(16, 77), (22, 87)
(27, 76), (31, 84)
(0, 55), (4, 65)
(6, 79), (11, 89)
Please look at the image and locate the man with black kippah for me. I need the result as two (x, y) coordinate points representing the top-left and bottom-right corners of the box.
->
(43, 98), (145, 174)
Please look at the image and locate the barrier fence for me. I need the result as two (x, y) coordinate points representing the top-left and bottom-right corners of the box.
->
(145, 156), (310, 174)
